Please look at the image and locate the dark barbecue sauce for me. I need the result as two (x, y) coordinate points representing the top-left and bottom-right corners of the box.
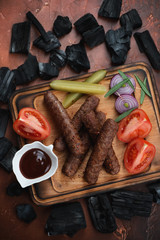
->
(20, 148), (51, 179)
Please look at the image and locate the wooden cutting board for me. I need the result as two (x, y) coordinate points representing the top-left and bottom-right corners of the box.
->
(10, 62), (160, 206)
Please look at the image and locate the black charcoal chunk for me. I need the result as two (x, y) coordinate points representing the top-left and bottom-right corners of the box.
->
(10, 21), (31, 54)
(111, 190), (153, 202)
(33, 31), (61, 53)
(0, 109), (10, 138)
(7, 181), (23, 196)
(0, 145), (17, 172)
(120, 9), (142, 30)
(148, 182), (160, 204)
(82, 25), (105, 48)
(0, 67), (16, 103)
(14, 53), (39, 85)
(38, 63), (59, 80)
(53, 16), (72, 38)
(74, 13), (99, 34)
(45, 202), (86, 237)
(66, 41), (90, 73)
(105, 27), (131, 65)
(16, 204), (36, 223)
(111, 190), (153, 220)
(88, 194), (117, 233)
(112, 206), (133, 220)
(98, 0), (122, 20)
(134, 30), (160, 70)
(0, 137), (13, 160)
(26, 11), (50, 43)
(50, 49), (67, 69)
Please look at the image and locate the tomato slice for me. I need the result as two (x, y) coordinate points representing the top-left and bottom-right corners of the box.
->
(117, 109), (152, 143)
(13, 107), (51, 141)
(124, 138), (156, 174)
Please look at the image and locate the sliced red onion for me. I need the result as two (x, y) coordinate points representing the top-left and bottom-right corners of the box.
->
(110, 74), (136, 96)
(115, 94), (138, 113)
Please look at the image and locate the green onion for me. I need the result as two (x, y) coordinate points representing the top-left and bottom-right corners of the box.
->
(140, 77), (147, 105)
(105, 78), (130, 97)
(115, 108), (137, 122)
(118, 70), (135, 90)
(134, 74), (152, 98)
(104, 70), (135, 98)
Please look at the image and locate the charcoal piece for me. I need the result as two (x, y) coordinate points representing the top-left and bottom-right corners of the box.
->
(0, 137), (13, 160)
(26, 11), (50, 43)
(14, 53), (39, 85)
(0, 67), (16, 103)
(16, 204), (36, 223)
(45, 202), (86, 237)
(66, 41), (90, 73)
(88, 194), (117, 233)
(105, 27), (131, 65)
(111, 190), (153, 220)
(53, 16), (72, 38)
(7, 181), (23, 196)
(148, 182), (160, 204)
(50, 49), (67, 68)
(120, 9), (142, 30)
(98, 0), (122, 20)
(38, 63), (59, 80)
(74, 13), (99, 34)
(111, 190), (153, 202)
(82, 25), (105, 48)
(10, 21), (31, 54)
(112, 206), (133, 220)
(0, 145), (17, 172)
(134, 30), (160, 70)
(0, 109), (10, 138)
(33, 31), (61, 53)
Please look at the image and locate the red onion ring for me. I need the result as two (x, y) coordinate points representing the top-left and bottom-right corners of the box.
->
(115, 94), (138, 113)
(110, 74), (136, 96)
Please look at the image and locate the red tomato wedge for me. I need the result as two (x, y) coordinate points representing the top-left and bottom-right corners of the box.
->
(117, 109), (152, 143)
(124, 138), (156, 174)
(13, 107), (51, 141)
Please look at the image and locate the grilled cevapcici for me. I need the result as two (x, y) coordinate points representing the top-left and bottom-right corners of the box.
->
(84, 119), (118, 184)
(82, 110), (120, 175)
(54, 95), (100, 152)
(44, 91), (86, 156)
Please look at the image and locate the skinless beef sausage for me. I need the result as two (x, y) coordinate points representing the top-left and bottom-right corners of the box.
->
(62, 130), (91, 177)
(84, 119), (118, 184)
(44, 91), (85, 156)
(54, 95), (100, 152)
(104, 147), (120, 174)
(82, 110), (120, 175)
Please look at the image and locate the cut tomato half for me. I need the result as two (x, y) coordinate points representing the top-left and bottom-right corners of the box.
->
(13, 107), (51, 141)
(124, 138), (156, 174)
(117, 109), (152, 143)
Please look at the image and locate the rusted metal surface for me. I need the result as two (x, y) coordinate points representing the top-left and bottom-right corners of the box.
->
(0, 0), (160, 239)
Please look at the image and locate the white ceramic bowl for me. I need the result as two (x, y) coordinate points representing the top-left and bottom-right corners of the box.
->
(12, 141), (58, 188)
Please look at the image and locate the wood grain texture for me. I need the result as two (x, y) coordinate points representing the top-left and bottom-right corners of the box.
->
(10, 63), (160, 207)
(1, 0), (160, 240)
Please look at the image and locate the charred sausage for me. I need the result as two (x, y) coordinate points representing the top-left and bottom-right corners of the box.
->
(62, 130), (90, 177)
(54, 95), (99, 152)
(44, 91), (85, 156)
(82, 111), (120, 175)
(84, 119), (118, 184)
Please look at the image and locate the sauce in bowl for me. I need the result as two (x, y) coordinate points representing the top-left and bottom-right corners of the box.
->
(20, 148), (51, 179)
